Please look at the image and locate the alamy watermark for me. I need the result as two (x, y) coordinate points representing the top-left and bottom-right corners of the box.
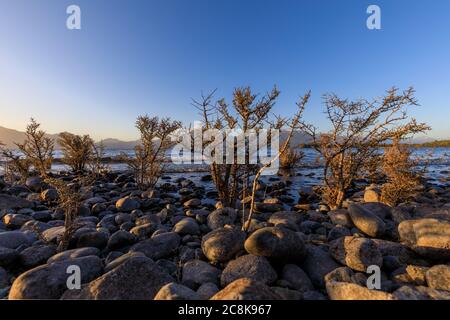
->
(367, 5), (381, 30)
(170, 122), (281, 175)
(66, 4), (81, 30)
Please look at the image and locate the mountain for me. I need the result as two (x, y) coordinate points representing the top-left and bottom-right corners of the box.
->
(96, 138), (139, 150)
(0, 126), (138, 150)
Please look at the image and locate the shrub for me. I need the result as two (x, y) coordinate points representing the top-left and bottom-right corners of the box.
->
(58, 132), (94, 172)
(381, 137), (421, 206)
(122, 115), (181, 190)
(15, 118), (54, 176)
(300, 87), (430, 209)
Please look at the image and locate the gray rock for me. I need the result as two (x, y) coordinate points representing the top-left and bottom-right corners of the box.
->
(130, 223), (157, 240)
(196, 282), (219, 299)
(426, 265), (450, 291)
(115, 196), (140, 212)
(372, 239), (414, 264)
(254, 203), (283, 213)
(40, 189), (58, 202)
(0, 246), (19, 267)
(0, 266), (9, 288)
(348, 204), (386, 237)
(398, 218), (450, 260)
(301, 245), (340, 288)
(327, 226), (352, 242)
(154, 282), (200, 300)
(327, 209), (354, 228)
(25, 176), (44, 192)
(31, 210), (52, 222)
(281, 264), (314, 292)
(207, 208), (237, 230)
(77, 231), (109, 249)
(329, 236), (383, 272)
(107, 230), (137, 250)
(61, 256), (172, 300)
(173, 218), (200, 235)
(0, 231), (35, 249)
(268, 212), (301, 231)
(244, 226), (306, 263)
(201, 226), (246, 262)
(182, 259), (221, 288)
(9, 255), (103, 299)
(0, 194), (33, 210)
(19, 245), (57, 269)
(47, 247), (100, 264)
(183, 198), (201, 208)
(3, 214), (33, 229)
(326, 281), (395, 300)
(211, 278), (282, 300)
(104, 251), (146, 273)
(393, 285), (450, 300)
(221, 254), (277, 287)
(130, 232), (180, 260)
(41, 226), (65, 243)
(360, 202), (391, 220)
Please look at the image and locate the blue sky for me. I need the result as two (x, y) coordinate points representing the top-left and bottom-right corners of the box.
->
(0, 0), (449, 140)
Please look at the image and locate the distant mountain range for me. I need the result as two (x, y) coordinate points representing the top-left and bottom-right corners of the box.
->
(0, 125), (440, 150)
(0, 126), (139, 150)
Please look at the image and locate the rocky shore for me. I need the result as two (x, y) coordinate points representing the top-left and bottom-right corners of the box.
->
(0, 171), (449, 300)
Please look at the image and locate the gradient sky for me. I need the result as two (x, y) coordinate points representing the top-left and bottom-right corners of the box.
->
(0, 0), (449, 141)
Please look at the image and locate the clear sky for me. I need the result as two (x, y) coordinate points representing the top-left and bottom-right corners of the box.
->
(0, 0), (449, 141)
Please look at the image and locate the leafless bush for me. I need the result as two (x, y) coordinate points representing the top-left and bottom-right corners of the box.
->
(193, 87), (280, 208)
(16, 118), (54, 177)
(58, 132), (94, 172)
(279, 145), (304, 169)
(0, 148), (31, 183)
(300, 87), (430, 209)
(380, 137), (421, 206)
(45, 177), (83, 252)
(244, 92), (310, 231)
(121, 115), (181, 190)
(86, 141), (109, 179)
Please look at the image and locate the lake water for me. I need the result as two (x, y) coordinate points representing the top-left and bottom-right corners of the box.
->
(1, 147), (449, 187)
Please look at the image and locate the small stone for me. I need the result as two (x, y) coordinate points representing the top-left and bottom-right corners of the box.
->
(47, 247), (100, 264)
(281, 264), (314, 292)
(19, 245), (57, 269)
(327, 209), (354, 228)
(221, 255), (277, 287)
(154, 282), (200, 300)
(196, 282), (219, 299)
(107, 230), (137, 250)
(115, 196), (140, 212)
(173, 218), (200, 235)
(426, 265), (450, 291)
(244, 226), (306, 263)
(9, 255), (103, 299)
(206, 208), (237, 230)
(40, 189), (58, 202)
(201, 226), (246, 263)
(329, 236), (383, 272)
(182, 259), (221, 288)
(301, 245), (340, 288)
(347, 204), (386, 237)
(326, 281), (395, 300)
(77, 231), (109, 249)
(130, 232), (180, 260)
(61, 256), (172, 300)
(211, 278), (282, 300)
